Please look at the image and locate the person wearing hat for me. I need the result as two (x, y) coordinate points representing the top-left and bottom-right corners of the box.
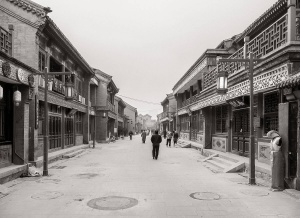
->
(267, 130), (284, 191)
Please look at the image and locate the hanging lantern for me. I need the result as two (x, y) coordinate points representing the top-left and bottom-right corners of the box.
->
(0, 85), (3, 100)
(13, 90), (21, 106)
(216, 71), (228, 94)
(65, 81), (74, 100)
(102, 112), (106, 118)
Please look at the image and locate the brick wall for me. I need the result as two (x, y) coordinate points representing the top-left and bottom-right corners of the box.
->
(0, 2), (40, 70)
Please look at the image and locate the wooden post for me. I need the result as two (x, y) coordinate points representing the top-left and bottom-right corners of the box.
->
(288, 0), (296, 43)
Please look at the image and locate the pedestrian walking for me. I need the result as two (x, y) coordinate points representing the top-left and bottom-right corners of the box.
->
(141, 130), (147, 143)
(166, 131), (172, 147)
(151, 130), (162, 160)
(129, 131), (133, 140)
(163, 130), (167, 139)
(173, 130), (179, 147)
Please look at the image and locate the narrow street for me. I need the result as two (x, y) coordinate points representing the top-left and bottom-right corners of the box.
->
(0, 136), (299, 218)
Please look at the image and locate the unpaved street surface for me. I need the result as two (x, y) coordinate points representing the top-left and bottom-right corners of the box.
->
(0, 135), (299, 218)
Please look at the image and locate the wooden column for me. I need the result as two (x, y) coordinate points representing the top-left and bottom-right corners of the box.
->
(288, 0), (296, 43)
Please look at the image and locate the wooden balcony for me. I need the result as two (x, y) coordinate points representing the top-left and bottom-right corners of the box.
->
(203, 13), (289, 91)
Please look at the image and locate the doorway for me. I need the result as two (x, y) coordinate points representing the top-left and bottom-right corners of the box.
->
(232, 108), (249, 156)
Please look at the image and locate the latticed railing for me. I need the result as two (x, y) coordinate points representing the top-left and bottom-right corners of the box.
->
(182, 94), (200, 107)
(203, 13), (288, 90)
(0, 27), (12, 55)
(247, 14), (287, 58)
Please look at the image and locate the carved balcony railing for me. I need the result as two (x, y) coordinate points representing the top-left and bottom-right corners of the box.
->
(0, 27), (12, 55)
(181, 94), (200, 108)
(203, 13), (288, 90)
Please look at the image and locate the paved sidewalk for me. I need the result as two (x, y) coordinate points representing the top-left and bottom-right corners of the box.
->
(0, 135), (299, 218)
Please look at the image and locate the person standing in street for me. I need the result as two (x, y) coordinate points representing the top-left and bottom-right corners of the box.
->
(141, 130), (147, 143)
(129, 131), (133, 140)
(173, 130), (179, 147)
(151, 130), (162, 160)
(166, 131), (172, 147)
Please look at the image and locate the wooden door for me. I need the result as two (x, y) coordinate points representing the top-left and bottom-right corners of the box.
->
(49, 115), (62, 149)
(65, 117), (74, 146)
(232, 109), (249, 156)
(191, 114), (197, 141)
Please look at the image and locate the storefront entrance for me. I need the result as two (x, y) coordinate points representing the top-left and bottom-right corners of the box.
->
(65, 117), (74, 146)
(232, 108), (249, 156)
(191, 113), (197, 141)
(0, 82), (13, 168)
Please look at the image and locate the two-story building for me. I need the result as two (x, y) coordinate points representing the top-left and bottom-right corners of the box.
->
(124, 102), (138, 134)
(0, 0), (95, 168)
(114, 95), (126, 138)
(173, 0), (300, 190)
(158, 93), (177, 133)
(93, 69), (119, 142)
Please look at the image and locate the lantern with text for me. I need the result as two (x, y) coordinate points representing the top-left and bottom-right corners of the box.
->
(0, 85), (3, 100)
(13, 90), (21, 106)
(65, 81), (74, 100)
(216, 71), (228, 94)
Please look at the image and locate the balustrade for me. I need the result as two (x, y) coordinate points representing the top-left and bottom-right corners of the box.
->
(203, 13), (288, 90)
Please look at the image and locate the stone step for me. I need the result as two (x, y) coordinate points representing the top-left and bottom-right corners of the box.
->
(206, 159), (226, 170)
(212, 156), (233, 167)
(218, 154), (240, 163)
(177, 140), (191, 148)
(62, 149), (86, 159)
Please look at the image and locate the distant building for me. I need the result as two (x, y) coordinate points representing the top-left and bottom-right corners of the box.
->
(124, 102), (138, 134)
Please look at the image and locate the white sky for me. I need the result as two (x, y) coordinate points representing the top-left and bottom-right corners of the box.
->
(34, 0), (277, 119)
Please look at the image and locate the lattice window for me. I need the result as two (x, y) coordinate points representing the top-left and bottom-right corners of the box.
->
(39, 51), (46, 72)
(264, 92), (278, 113)
(247, 15), (287, 58)
(296, 17), (300, 40)
(180, 114), (189, 131)
(0, 27), (12, 55)
(264, 92), (279, 134)
(216, 105), (228, 133)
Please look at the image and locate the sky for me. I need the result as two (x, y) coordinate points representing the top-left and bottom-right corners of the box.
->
(34, 0), (277, 119)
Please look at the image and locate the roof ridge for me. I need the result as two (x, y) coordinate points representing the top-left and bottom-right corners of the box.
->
(6, 0), (48, 17)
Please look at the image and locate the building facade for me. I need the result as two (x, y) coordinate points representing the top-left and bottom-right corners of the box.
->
(124, 102), (137, 134)
(173, 0), (300, 190)
(93, 69), (119, 142)
(158, 93), (177, 133)
(0, 0), (96, 168)
(114, 96), (126, 137)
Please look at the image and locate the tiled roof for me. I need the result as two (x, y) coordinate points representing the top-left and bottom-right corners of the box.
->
(276, 73), (300, 88)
